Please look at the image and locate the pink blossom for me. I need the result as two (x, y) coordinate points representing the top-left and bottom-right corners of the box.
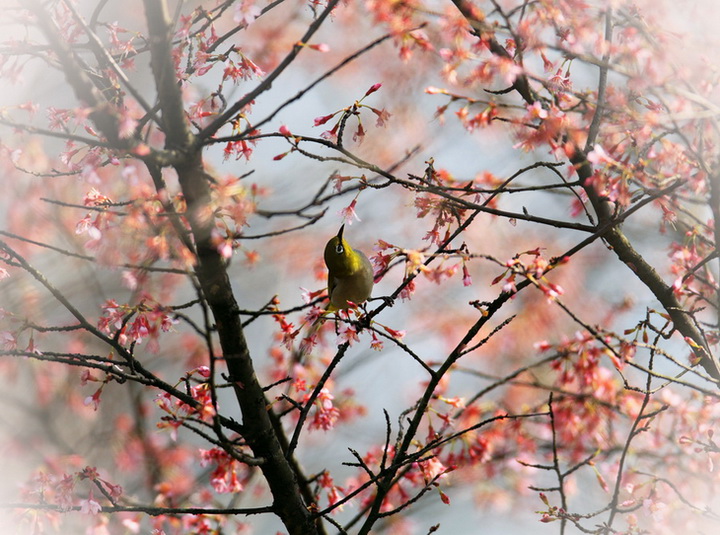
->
(370, 332), (384, 351)
(121, 518), (141, 533)
(526, 101), (548, 120)
(80, 492), (102, 515)
(462, 264), (472, 286)
(337, 323), (359, 345)
(84, 388), (103, 411)
(364, 83), (382, 97)
(541, 282), (564, 301)
(338, 199), (361, 225)
(314, 113), (336, 127)
(0, 331), (16, 350)
(218, 240), (234, 259)
(308, 43), (330, 52)
(200, 448), (245, 493)
(308, 388), (340, 431)
(371, 107), (391, 127)
(586, 145), (618, 166)
(383, 325), (405, 341)
(300, 288), (326, 305)
(233, 0), (261, 26)
(195, 366), (211, 378)
(121, 270), (138, 290)
(353, 122), (366, 143)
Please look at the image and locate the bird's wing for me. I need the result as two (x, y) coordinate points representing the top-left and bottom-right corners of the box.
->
(327, 273), (337, 301)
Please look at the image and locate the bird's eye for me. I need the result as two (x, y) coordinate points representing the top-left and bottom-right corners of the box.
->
(336, 244), (344, 254)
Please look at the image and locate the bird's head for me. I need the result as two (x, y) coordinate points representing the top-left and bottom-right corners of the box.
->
(324, 224), (360, 276)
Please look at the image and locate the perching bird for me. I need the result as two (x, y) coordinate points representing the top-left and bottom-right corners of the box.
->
(323, 224), (374, 310)
(295, 225), (375, 360)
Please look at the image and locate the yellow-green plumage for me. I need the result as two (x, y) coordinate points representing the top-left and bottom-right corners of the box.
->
(324, 225), (374, 310)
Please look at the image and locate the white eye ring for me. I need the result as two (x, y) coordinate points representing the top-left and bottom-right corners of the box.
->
(336, 244), (344, 254)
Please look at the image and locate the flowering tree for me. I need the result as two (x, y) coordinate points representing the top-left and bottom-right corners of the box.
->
(1, 0), (719, 534)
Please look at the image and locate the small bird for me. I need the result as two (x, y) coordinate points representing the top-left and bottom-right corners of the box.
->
(295, 225), (374, 359)
(324, 224), (374, 310)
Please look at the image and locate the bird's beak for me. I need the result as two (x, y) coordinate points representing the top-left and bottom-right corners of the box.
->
(337, 224), (345, 241)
